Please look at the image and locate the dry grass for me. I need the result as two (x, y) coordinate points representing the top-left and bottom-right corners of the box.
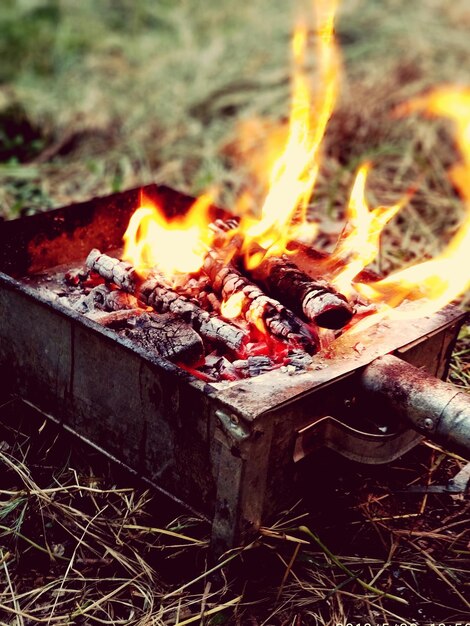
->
(0, 0), (469, 624)
(1, 402), (468, 625)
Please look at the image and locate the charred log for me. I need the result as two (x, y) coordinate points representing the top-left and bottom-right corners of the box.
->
(86, 249), (137, 291)
(86, 249), (247, 352)
(202, 249), (319, 353)
(251, 255), (354, 330)
(208, 218), (354, 329)
(121, 312), (204, 364)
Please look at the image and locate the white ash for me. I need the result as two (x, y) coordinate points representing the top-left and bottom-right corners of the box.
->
(302, 289), (346, 318)
(233, 355), (275, 377)
(72, 283), (139, 314)
(199, 354), (239, 380)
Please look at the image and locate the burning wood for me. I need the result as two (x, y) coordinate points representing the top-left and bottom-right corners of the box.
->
(250, 255), (354, 330)
(202, 248), (319, 353)
(86, 249), (247, 352)
(209, 218), (354, 329)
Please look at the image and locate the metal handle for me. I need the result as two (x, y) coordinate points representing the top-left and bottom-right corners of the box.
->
(360, 354), (470, 459)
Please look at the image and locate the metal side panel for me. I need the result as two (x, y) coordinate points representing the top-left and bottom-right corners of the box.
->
(0, 279), (219, 517)
(0, 283), (72, 411)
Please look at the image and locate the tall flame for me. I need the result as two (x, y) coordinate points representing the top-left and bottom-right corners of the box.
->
(120, 8), (469, 337)
(331, 162), (411, 294)
(238, 0), (340, 269)
(354, 87), (470, 321)
(122, 192), (214, 278)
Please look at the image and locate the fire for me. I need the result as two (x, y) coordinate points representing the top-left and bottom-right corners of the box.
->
(352, 87), (470, 321)
(237, 0), (340, 269)
(121, 1), (469, 342)
(331, 162), (412, 294)
(221, 291), (245, 319)
(220, 292), (267, 336)
(122, 192), (214, 278)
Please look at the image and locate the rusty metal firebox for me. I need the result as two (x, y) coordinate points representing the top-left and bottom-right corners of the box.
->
(0, 184), (467, 554)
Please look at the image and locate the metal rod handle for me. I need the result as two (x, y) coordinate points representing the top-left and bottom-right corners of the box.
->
(360, 354), (470, 459)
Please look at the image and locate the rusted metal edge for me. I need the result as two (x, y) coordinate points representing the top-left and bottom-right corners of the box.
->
(212, 305), (467, 421)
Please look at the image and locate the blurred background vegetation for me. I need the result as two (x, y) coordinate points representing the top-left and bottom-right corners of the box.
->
(0, 1), (469, 624)
(1, 0), (470, 226)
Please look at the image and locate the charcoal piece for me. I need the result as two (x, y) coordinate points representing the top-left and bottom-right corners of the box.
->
(122, 312), (204, 364)
(74, 283), (139, 314)
(87, 309), (147, 327)
(206, 292), (221, 312)
(202, 249), (319, 353)
(251, 255), (353, 330)
(285, 349), (313, 371)
(174, 274), (210, 298)
(232, 355), (275, 377)
(201, 353), (239, 380)
(105, 289), (139, 311)
(86, 249), (247, 351)
(247, 355), (274, 377)
(232, 359), (249, 372)
(64, 267), (89, 286)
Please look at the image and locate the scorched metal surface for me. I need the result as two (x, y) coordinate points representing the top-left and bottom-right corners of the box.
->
(0, 184), (466, 554)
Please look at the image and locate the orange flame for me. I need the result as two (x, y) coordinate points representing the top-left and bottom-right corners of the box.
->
(353, 86), (470, 322)
(331, 162), (411, 294)
(221, 292), (268, 335)
(246, 306), (268, 335)
(122, 192), (214, 278)
(221, 291), (245, 319)
(237, 0), (340, 268)
(121, 6), (469, 338)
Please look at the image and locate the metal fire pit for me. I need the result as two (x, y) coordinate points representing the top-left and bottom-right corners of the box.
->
(0, 184), (467, 554)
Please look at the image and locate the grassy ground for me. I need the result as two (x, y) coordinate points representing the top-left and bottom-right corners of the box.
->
(0, 0), (469, 624)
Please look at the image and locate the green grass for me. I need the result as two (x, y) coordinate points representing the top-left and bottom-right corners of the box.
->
(0, 1), (469, 624)
(0, 0), (469, 217)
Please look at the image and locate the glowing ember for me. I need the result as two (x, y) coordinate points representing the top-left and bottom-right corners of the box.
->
(123, 192), (214, 279)
(220, 292), (272, 339)
(246, 307), (267, 336)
